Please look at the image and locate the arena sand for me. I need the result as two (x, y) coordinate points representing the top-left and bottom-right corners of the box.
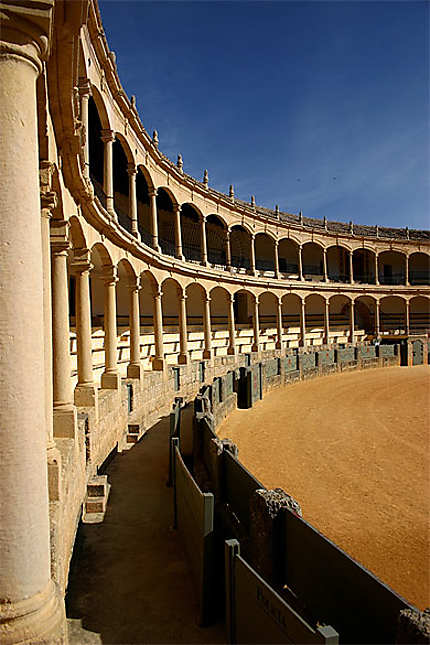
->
(218, 365), (430, 610)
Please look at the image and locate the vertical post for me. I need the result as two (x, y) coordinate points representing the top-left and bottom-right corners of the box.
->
(375, 252), (379, 285)
(225, 539), (240, 645)
(149, 189), (159, 251)
(276, 298), (283, 349)
(274, 240), (280, 278)
(101, 266), (120, 389)
(101, 128), (115, 216)
(324, 299), (330, 344)
(78, 77), (91, 180)
(375, 300), (380, 336)
(350, 299), (355, 343)
(250, 233), (256, 275)
(252, 297), (260, 352)
(127, 163), (139, 240)
(298, 244), (304, 281)
(300, 299), (307, 346)
(349, 249), (354, 284)
(153, 286), (164, 370)
(0, 7), (66, 639)
(405, 300), (410, 335)
(174, 203), (183, 260)
(178, 290), (188, 364)
(227, 294), (236, 355)
(201, 216), (208, 265)
(405, 254), (409, 286)
(203, 295), (212, 359)
(127, 275), (142, 379)
(225, 228), (232, 270)
(323, 247), (328, 282)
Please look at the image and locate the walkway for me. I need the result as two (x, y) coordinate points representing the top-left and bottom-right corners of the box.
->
(66, 409), (225, 644)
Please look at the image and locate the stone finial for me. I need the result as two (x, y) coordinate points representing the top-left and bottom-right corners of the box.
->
(251, 195), (256, 208)
(299, 210), (303, 224)
(349, 220), (354, 234)
(203, 169), (209, 188)
(177, 154), (183, 172)
(152, 130), (159, 148)
(405, 226), (410, 239)
(275, 204), (280, 218)
(109, 51), (116, 66)
(131, 95), (136, 109)
(323, 216), (327, 229)
(229, 184), (235, 199)
(375, 225), (379, 238)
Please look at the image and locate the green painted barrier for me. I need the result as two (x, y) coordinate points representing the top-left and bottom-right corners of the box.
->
(223, 450), (264, 532)
(299, 353), (316, 370)
(285, 354), (298, 372)
(336, 347), (355, 363)
(317, 349), (335, 366)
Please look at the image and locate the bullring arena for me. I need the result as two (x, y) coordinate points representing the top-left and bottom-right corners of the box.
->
(0, 1), (429, 644)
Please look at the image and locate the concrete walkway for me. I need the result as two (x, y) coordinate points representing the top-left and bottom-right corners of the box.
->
(66, 410), (225, 644)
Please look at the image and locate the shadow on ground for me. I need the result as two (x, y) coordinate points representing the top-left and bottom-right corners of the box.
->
(66, 410), (225, 644)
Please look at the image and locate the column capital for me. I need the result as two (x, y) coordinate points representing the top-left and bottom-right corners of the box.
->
(100, 128), (115, 143)
(154, 286), (163, 299)
(70, 249), (92, 275)
(127, 162), (137, 176)
(274, 238), (279, 247)
(102, 265), (118, 285)
(228, 293), (235, 304)
(148, 189), (158, 198)
(78, 76), (92, 97)
(128, 275), (141, 291)
(173, 202), (181, 214)
(204, 295), (211, 303)
(50, 219), (70, 253)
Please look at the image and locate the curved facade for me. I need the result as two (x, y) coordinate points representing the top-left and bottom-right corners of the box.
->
(0, 0), (429, 643)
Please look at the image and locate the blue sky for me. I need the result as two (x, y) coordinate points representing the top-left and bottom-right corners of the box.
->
(99, 0), (429, 229)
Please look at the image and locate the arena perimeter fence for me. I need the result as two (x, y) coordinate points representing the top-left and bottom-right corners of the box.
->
(169, 344), (419, 643)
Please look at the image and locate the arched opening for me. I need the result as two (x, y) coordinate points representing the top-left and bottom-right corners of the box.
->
(329, 295), (351, 342)
(206, 215), (226, 266)
(233, 289), (255, 353)
(380, 296), (406, 334)
(116, 260), (136, 376)
(157, 189), (175, 257)
(278, 239), (299, 277)
(161, 278), (181, 363)
(112, 138), (130, 232)
(209, 287), (230, 356)
(255, 233), (275, 275)
(259, 292), (278, 350)
(327, 246), (350, 283)
(378, 251), (406, 285)
(409, 296), (430, 335)
(354, 296), (376, 335)
(281, 294), (302, 347)
(409, 253), (430, 285)
(352, 248), (376, 284)
(230, 225), (251, 272)
(89, 244), (114, 383)
(139, 271), (158, 369)
(302, 242), (324, 281)
(181, 204), (202, 263)
(186, 283), (206, 360)
(136, 167), (151, 246)
(305, 294), (325, 344)
(88, 96), (105, 202)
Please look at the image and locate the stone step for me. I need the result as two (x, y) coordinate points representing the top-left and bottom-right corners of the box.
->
(82, 477), (111, 524)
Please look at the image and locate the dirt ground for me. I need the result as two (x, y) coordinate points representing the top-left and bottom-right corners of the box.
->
(218, 365), (430, 610)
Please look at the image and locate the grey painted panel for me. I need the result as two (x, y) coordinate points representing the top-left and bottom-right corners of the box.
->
(224, 451), (264, 531)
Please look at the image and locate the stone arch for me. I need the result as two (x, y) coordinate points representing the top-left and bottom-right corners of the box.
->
(409, 252), (430, 285)
(305, 293), (325, 332)
(380, 296), (406, 333)
(409, 296), (430, 335)
(161, 277), (182, 328)
(90, 84), (111, 130)
(278, 238), (300, 277)
(378, 250), (406, 285)
(186, 282), (206, 329)
(68, 215), (87, 250)
(281, 293), (302, 338)
(206, 214), (226, 266)
(181, 203), (202, 263)
(89, 243), (114, 326)
(329, 294), (351, 331)
(230, 225), (251, 271)
(352, 248), (376, 284)
(354, 295), (376, 334)
(326, 245), (350, 283)
(233, 288), (255, 326)
(255, 232), (275, 274)
(157, 188), (176, 257)
(302, 242), (324, 280)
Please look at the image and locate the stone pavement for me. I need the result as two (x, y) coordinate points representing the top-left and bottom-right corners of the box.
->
(66, 409), (225, 644)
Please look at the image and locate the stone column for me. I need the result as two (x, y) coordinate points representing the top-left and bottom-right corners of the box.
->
(149, 189), (159, 251)
(350, 300), (355, 343)
(276, 299), (283, 349)
(405, 254), (409, 286)
(298, 244), (304, 281)
(201, 216), (208, 265)
(225, 229), (232, 270)
(178, 291), (188, 364)
(375, 300), (380, 336)
(252, 297), (260, 352)
(0, 4), (66, 641)
(51, 220), (77, 439)
(78, 77), (91, 180)
(173, 203), (184, 260)
(71, 249), (98, 408)
(250, 233), (256, 275)
(375, 252), (379, 285)
(405, 300), (410, 335)
(152, 287), (164, 370)
(203, 295), (212, 359)
(127, 276), (142, 379)
(323, 248), (328, 282)
(101, 266), (120, 389)
(324, 299), (330, 344)
(300, 299), (307, 346)
(227, 294), (236, 355)
(127, 163), (140, 240)
(101, 128), (115, 216)
(274, 240), (280, 278)
(349, 250), (354, 284)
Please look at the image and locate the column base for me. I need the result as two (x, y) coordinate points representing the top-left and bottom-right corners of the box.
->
(0, 580), (67, 645)
(47, 443), (62, 502)
(176, 253), (185, 262)
(203, 349), (212, 360)
(131, 230), (141, 242)
(74, 383), (98, 408)
(227, 346), (236, 355)
(101, 372), (121, 389)
(152, 357), (164, 371)
(127, 363), (142, 379)
(251, 344), (259, 353)
(178, 353), (188, 365)
(53, 406), (77, 440)
(275, 341), (282, 350)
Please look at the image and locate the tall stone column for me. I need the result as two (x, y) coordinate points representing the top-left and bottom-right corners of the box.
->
(405, 300), (410, 335)
(201, 216), (208, 265)
(101, 266), (120, 389)
(173, 204), (184, 260)
(274, 240), (280, 279)
(298, 245), (304, 281)
(203, 295), (212, 359)
(350, 300), (355, 343)
(71, 249), (98, 407)
(405, 254), (409, 286)
(152, 287), (164, 370)
(127, 276), (142, 379)
(300, 299), (307, 346)
(149, 189), (159, 251)
(250, 234), (256, 275)
(323, 248), (328, 282)
(375, 252), (379, 285)
(276, 299), (283, 349)
(101, 128), (115, 216)
(375, 300), (380, 336)
(252, 297), (260, 352)
(127, 163), (140, 240)
(225, 229), (232, 270)
(349, 250), (354, 284)
(178, 290), (188, 364)
(78, 77), (91, 180)
(51, 220), (77, 439)
(227, 294), (236, 355)
(324, 299), (330, 344)
(0, 3), (66, 641)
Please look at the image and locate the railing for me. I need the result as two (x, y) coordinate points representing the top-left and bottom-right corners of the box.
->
(409, 270), (430, 285)
(231, 255), (251, 270)
(303, 264), (323, 277)
(378, 273), (406, 285)
(255, 258), (275, 272)
(182, 242), (202, 263)
(328, 272), (350, 283)
(279, 260), (299, 274)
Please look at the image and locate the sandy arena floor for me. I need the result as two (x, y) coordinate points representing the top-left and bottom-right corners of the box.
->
(218, 365), (430, 610)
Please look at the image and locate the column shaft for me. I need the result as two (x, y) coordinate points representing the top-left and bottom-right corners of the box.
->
(276, 300), (283, 349)
(227, 295), (236, 355)
(349, 250), (354, 284)
(178, 294), (188, 364)
(128, 165), (139, 238)
(149, 191), (159, 251)
(300, 300), (307, 346)
(323, 249), (328, 282)
(203, 296), (212, 359)
(250, 235), (256, 275)
(79, 79), (91, 179)
(350, 301), (355, 342)
(75, 267), (94, 385)
(174, 205), (183, 259)
(405, 255), (409, 286)
(375, 253), (379, 285)
(101, 129), (115, 215)
(153, 289), (164, 370)
(201, 217), (208, 265)
(298, 245), (304, 281)
(375, 301), (380, 336)
(405, 301), (410, 335)
(128, 278), (141, 378)
(101, 269), (120, 388)
(252, 298), (260, 352)
(225, 230), (232, 269)
(274, 241), (280, 278)
(51, 239), (73, 410)
(324, 300), (330, 344)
